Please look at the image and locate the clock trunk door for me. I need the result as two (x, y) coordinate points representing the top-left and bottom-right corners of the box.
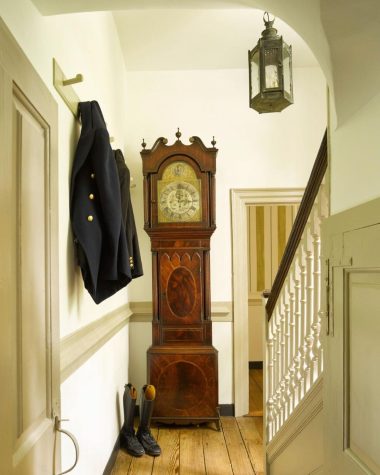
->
(159, 251), (203, 326)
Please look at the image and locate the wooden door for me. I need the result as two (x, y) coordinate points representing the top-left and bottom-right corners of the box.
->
(0, 20), (60, 475)
(323, 204), (380, 474)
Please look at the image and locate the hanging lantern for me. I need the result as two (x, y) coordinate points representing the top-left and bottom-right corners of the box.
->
(248, 12), (294, 113)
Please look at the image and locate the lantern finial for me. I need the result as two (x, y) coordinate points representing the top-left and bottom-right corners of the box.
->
(262, 12), (278, 39)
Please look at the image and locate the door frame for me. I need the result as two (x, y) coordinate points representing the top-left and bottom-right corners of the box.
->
(231, 188), (304, 417)
(0, 18), (60, 473)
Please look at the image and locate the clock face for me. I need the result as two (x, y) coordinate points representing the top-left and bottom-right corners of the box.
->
(158, 161), (201, 223)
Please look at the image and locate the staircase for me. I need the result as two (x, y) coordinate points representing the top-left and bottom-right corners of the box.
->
(264, 132), (328, 474)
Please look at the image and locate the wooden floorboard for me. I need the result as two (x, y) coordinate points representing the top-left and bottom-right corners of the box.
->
(151, 426), (180, 475)
(249, 369), (263, 417)
(236, 416), (264, 475)
(202, 423), (233, 475)
(252, 369), (263, 391)
(220, 417), (256, 475)
(111, 372), (264, 474)
(179, 427), (206, 475)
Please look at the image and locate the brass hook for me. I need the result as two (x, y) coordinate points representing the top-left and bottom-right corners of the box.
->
(62, 74), (83, 86)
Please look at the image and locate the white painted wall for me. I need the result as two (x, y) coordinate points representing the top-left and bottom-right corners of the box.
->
(0, 0), (132, 334)
(124, 66), (327, 303)
(330, 92), (380, 214)
(255, 0), (380, 216)
(0, 2), (132, 472)
(61, 327), (129, 475)
(124, 65), (326, 404)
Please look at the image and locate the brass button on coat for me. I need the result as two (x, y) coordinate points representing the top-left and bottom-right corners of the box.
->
(90, 173), (95, 179)
(87, 215), (94, 222)
(89, 193), (94, 200)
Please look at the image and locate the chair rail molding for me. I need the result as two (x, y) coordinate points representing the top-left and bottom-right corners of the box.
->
(60, 304), (133, 382)
(129, 301), (232, 323)
(60, 301), (232, 383)
(230, 188), (304, 417)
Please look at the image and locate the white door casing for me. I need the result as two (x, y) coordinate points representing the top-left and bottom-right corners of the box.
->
(0, 19), (60, 475)
(231, 188), (304, 417)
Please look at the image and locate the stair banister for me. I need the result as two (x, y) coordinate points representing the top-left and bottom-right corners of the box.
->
(265, 130), (328, 441)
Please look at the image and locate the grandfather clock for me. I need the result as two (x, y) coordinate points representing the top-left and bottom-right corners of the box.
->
(141, 130), (219, 428)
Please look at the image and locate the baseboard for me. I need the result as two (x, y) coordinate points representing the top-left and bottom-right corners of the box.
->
(102, 434), (120, 475)
(219, 404), (235, 416)
(249, 361), (263, 369)
(134, 404), (235, 418)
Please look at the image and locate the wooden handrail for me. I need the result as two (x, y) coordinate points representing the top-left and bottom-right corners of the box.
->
(266, 130), (328, 320)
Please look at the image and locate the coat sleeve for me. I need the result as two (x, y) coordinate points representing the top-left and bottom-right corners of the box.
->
(114, 149), (143, 279)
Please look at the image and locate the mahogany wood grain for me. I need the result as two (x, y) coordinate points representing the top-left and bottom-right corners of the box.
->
(142, 135), (219, 427)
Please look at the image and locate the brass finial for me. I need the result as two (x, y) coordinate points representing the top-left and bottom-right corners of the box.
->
(175, 128), (182, 140)
(211, 136), (217, 147)
(141, 138), (146, 149)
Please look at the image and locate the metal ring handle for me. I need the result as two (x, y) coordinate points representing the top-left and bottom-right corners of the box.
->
(55, 417), (80, 475)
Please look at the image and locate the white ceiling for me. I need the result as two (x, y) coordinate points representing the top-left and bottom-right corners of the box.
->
(113, 9), (318, 71)
(31, 0), (262, 14)
(31, 0), (319, 71)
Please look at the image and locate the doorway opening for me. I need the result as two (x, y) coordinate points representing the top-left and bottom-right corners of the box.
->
(231, 188), (304, 417)
(246, 203), (299, 416)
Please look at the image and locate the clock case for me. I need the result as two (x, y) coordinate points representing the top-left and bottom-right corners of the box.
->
(141, 135), (220, 428)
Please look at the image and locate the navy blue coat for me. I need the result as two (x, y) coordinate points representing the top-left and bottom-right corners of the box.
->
(114, 149), (143, 279)
(70, 101), (135, 303)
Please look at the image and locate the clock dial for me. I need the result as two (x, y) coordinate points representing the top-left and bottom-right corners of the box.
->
(158, 161), (201, 223)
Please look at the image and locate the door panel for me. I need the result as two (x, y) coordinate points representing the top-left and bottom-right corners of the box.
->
(0, 20), (59, 475)
(159, 251), (202, 325)
(348, 271), (380, 473)
(324, 218), (380, 474)
(13, 90), (53, 473)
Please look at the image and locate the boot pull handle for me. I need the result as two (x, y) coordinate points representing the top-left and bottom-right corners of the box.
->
(54, 417), (80, 475)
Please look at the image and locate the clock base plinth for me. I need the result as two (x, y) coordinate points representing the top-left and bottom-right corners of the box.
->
(147, 345), (219, 429)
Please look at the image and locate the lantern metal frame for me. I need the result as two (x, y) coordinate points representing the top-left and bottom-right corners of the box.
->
(248, 12), (294, 113)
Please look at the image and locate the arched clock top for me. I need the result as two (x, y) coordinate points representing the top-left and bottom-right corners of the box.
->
(141, 131), (217, 175)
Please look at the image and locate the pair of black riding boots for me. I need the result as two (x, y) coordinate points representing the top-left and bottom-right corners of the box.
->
(121, 383), (161, 457)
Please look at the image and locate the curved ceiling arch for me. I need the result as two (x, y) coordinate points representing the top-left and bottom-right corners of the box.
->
(31, 0), (380, 125)
(30, 0), (332, 82)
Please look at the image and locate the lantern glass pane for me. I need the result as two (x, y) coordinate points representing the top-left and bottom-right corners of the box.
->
(250, 50), (260, 99)
(264, 48), (279, 89)
(283, 45), (291, 95)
